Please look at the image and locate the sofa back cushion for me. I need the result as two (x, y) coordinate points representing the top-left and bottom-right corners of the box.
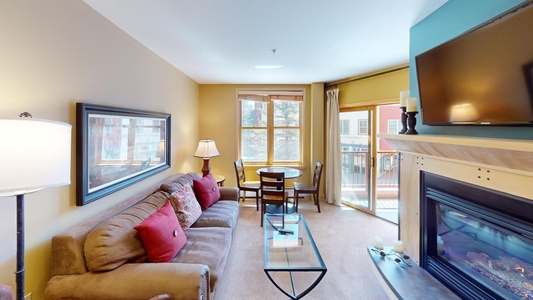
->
(84, 190), (169, 272)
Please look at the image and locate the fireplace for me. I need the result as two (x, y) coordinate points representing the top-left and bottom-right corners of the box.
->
(420, 172), (533, 299)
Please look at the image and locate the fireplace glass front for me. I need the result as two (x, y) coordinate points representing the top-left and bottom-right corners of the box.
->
(421, 172), (533, 300)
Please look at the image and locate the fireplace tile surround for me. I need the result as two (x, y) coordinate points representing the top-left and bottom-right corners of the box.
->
(381, 134), (533, 298)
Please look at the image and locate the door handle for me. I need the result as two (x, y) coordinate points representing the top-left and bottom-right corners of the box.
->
(371, 157), (375, 168)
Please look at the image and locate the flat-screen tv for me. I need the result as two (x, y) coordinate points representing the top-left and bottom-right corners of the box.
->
(416, 1), (533, 126)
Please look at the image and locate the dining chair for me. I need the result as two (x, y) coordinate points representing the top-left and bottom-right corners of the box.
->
(259, 171), (289, 227)
(234, 159), (260, 210)
(293, 161), (324, 213)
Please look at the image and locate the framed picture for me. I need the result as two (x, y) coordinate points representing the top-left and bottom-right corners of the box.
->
(76, 103), (171, 206)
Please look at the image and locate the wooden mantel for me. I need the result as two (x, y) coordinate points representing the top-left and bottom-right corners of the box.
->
(379, 134), (533, 174)
(379, 134), (533, 264)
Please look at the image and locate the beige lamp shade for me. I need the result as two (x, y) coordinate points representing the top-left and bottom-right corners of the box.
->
(194, 139), (220, 158)
(0, 118), (72, 197)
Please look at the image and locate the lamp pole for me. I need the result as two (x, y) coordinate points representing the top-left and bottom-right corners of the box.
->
(16, 194), (25, 300)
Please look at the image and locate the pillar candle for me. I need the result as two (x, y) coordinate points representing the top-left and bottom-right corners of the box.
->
(399, 90), (409, 107)
(374, 236), (384, 250)
(407, 97), (417, 112)
(393, 240), (404, 254)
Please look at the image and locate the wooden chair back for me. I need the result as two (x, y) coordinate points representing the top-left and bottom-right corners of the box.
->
(260, 171), (286, 203)
(313, 161), (324, 192)
(234, 159), (246, 188)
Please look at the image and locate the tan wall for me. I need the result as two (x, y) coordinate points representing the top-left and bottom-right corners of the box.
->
(332, 65), (410, 107)
(198, 84), (324, 186)
(0, 2), (199, 298)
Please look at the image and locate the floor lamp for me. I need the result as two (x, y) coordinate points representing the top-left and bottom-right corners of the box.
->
(0, 114), (71, 300)
(194, 139), (219, 176)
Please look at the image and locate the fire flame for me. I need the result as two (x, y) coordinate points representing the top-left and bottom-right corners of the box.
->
(515, 266), (525, 273)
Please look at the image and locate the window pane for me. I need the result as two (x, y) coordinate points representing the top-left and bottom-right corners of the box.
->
(273, 100), (299, 126)
(340, 119), (349, 135)
(241, 129), (267, 161)
(273, 129), (300, 161)
(241, 100), (267, 127)
(358, 119), (368, 135)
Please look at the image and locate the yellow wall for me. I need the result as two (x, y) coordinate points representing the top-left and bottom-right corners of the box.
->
(0, 2), (199, 298)
(198, 84), (324, 186)
(330, 65), (410, 107)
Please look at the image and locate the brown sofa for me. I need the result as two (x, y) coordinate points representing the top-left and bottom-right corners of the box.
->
(45, 173), (239, 300)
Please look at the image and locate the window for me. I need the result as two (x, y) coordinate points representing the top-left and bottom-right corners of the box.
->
(387, 119), (400, 134)
(340, 119), (350, 135)
(358, 119), (368, 135)
(238, 90), (303, 164)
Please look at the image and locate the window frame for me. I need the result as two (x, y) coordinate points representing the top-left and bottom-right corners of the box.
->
(237, 89), (304, 166)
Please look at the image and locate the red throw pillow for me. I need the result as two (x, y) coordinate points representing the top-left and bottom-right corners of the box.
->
(193, 173), (221, 210)
(134, 201), (186, 263)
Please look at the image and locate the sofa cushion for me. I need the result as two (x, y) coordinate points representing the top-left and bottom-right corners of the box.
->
(84, 190), (170, 272)
(173, 227), (232, 290)
(192, 200), (239, 229)
(134, 201), (186, 263)
(193, 174), (221, 210)
(160, 172), (201, 194)
(170, 185), (202, 230)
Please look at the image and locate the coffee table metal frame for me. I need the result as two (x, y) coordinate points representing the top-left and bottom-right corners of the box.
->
(263, 214), (327, 299)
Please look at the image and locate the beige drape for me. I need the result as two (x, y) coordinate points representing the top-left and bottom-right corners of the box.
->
(326, 89), (342, 205)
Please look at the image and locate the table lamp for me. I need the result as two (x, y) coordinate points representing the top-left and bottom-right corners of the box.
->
(0, 113), (72, 300)
(194, 139), (219, 177)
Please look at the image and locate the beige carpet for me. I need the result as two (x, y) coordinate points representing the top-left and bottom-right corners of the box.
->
(214, 198), (398, 300)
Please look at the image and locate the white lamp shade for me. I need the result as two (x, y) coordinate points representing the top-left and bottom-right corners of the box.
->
(0, 118), (72, 196)
(194, 139), (220, 158)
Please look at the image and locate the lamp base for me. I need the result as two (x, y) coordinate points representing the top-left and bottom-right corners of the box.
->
(201, 158), (211, 177)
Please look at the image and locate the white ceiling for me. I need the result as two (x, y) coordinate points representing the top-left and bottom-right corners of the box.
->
(83, 0), (448, 84)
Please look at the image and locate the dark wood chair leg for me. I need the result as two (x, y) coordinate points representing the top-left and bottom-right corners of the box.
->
(294, 191), (299, 213)
(256, 192), (259, 211)
(315, 194), (321, 213)
(260, 203), (264, 227)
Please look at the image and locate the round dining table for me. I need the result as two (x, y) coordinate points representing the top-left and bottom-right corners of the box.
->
(255, 167), (302, 179)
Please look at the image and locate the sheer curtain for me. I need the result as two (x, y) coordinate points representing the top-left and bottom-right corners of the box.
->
(326, 88), (341, 206)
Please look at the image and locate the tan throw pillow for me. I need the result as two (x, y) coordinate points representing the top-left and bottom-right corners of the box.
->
(84, 191), (169, 272)
(170, 185), (202, 230)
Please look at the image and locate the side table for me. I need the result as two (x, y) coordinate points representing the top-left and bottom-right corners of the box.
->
(213, 174), (225, 187)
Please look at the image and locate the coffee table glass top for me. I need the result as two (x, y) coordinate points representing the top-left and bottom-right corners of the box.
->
(264, 214), (327, 299)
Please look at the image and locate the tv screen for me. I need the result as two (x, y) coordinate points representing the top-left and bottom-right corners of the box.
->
(416, 1), (533, 126)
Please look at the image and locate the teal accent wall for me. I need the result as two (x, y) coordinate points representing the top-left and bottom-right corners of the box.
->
(410, 0), (533, 139)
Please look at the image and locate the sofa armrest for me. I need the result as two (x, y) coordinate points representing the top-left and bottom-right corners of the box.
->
(219, 187), (239, 201)
(45, 263), (209, 300)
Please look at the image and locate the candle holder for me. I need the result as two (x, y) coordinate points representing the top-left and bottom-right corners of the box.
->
(398, 106), (407, 134)
(405, 111), (418, 135)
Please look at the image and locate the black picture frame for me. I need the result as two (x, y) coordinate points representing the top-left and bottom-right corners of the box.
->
(76, 103), (171, 206)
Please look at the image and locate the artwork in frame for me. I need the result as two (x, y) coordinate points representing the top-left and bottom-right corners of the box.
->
(76, 103), (171, 206)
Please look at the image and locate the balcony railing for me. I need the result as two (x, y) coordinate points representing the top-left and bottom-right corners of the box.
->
(341, 151), (399, 188)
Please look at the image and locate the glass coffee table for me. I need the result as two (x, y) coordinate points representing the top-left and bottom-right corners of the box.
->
(264, 214), (327, 299)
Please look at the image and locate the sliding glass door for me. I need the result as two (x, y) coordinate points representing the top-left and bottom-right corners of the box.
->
(339, 108), (373, 211)
(340, 104), (399, 223)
